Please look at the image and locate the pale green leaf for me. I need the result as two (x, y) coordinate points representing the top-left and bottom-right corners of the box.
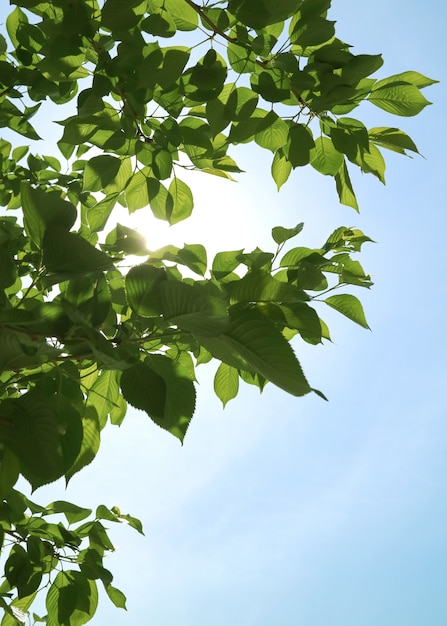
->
(368, 83), (431, 116)
(324, 293), (370, 329)
(214, 362), (239, 407)
(271, 150), (292, 190)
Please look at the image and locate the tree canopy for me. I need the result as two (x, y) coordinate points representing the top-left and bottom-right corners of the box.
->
(0, 0), (435, 623)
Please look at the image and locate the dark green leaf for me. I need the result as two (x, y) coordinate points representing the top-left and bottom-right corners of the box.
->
(43, 227), (114, 274)
(120, 362), (166, 422)
(284, 124), (315, 168)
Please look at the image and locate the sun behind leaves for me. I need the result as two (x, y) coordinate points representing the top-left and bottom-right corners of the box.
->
(0, 0), (435, 623)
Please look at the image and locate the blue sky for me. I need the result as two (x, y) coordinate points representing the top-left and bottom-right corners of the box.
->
(2, 0), (447, 624)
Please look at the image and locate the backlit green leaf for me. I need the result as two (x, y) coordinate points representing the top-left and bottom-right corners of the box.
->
(214, 363), (239, 407)
(46, 571), (98, 626)
(43, 227), (114, 274)
(335, 160), (358, 211)
(168, 178), (194, 224)
(368, 83), (431, 116)
(324, 293), (370, 328)
(272, 222), (304, 245)
(159, 281), (228, 336)
(271, 149), (292, 190)
(126, 264), (166, 317)
(198, 308), (312, 397)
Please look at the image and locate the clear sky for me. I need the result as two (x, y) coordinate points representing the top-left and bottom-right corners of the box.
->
(2, 1), (447, 625)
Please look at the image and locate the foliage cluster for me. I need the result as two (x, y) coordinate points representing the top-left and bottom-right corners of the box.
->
(0, 0), (434, 623)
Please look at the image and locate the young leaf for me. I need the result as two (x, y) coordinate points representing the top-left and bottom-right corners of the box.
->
(311, 136), (344, 176)
(324, 294), (370, 329)
(214, 362), (239, 407)
(335, 160), (359, 211)
(272, 222), (304, 245)
(271, 149), (292, 190)
(168, 178), (194, 224)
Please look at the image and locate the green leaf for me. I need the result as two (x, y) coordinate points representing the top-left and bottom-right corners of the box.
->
(335, 160), (358, 211)
(168, 178), (194, 224)
(368, 83), (432, 116)
(87, 193), (120, 233)
(255, 111), (289, 152)
(126, 264), (166, 317)
(373, 71), (438, 90)
(214, 362), (239, 407)
(284, 123), (315, 168)
(356, 143), (386, 183)
(311, 136), (344, 176)
(116, 512), (144, 535)
(271, 149), (292, 190)
(21, 183), (77, 247)
(0, 33), (7, 56)
(105, 585), (127, 610)
(198, 308), (312, 397)
(279, 246), (324, 268)
(280, 302), (323, 344)
(211, 250), (243, 281)
(228, 0), (299, 29)
(159, 281), (228, 336)
(101, 0), (146, 32)
(144, 354), (196, 442)
(227, 270), (307, 304)
(272, 222), (304, 245)
(164, 0), (199, 31)
(83, 156), (132, 193)
(43, 227), (114, 274)
(341, 54), (384, 85)
(147, 178), (174, 220)
(5, 545), (41, 598)
(368, 127), (419, 155)
(47, 502), (92, 525)
(120, 363), (166, 422)
(183, 49), (227, 102)
(324, 294), (370, 329)
(251, 68), (290, 103)
(142, 11), (177, 37)
(66, 406), (101, 483)
(154, 243), (207, 276)
(290, 17), (335, 48)
(1, 390), (82, 490)
(46, 571), (98, 626)
(0, 449), (20, 500)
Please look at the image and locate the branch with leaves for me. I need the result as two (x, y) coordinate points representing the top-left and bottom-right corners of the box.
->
(0, 0), (435, 623)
